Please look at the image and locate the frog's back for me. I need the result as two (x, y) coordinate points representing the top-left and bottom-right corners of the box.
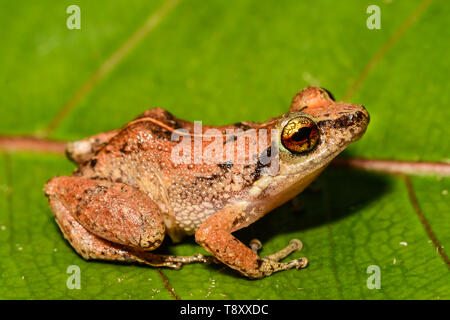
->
(74, 112), (265, 235)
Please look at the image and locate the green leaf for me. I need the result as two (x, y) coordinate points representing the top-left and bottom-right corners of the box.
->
(0, 0), (448, 299)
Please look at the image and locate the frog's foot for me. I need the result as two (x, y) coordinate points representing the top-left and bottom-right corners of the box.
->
(196, 211), (309, 279)
(131, 252), (220, 270)
(262, 239), (304, 262)
(258, 256), (308, 277)
(249, 239), (263, 253)
(250, 238), (303, 261)
(248, 238), (307, 273)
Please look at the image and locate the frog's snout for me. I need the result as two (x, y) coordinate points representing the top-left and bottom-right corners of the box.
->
(355, 105), (370, 126)
(317, 103), (370, 142)
(341, 104), (370, 141)
(353, 105), (370, 133)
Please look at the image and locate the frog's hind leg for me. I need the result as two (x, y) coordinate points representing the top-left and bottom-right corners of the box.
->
(49, 195), (167, 267)
(45, 176), (167, 250)
(45, 176), (217, 269)
(49, 196), (212, 269)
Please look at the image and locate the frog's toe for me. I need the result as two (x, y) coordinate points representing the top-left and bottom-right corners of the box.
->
(249, 239), (263, 253)
(287, 257), (308, 270)
(294, 257), (308, 270)
(289, 239), (303, 252)
(263, 238), (304, 262)
(165, 262), (183, 270)
(256, 256), (308, 278)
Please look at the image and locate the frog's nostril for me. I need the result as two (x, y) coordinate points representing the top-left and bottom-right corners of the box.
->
(332, 111), (366, 128)
(346, 104), (370, 129)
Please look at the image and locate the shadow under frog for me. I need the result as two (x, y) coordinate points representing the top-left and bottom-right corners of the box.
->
(235, 166), (391, 247)
(155, 164), (390, 278)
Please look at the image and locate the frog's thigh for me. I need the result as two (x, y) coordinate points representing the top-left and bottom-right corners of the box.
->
(45, 176), (165, 251)
(195, 210), (307, 279)
(49, 196), (208, 268)
(49, 195), (143, 263)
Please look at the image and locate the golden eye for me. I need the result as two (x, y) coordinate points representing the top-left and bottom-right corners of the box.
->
(281, 116), (319, 154)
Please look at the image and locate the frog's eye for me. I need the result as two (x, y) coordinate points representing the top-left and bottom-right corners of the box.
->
(281, 116), (319, 154)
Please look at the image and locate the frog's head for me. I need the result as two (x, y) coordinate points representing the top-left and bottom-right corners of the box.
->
(260, 87), (369, 195)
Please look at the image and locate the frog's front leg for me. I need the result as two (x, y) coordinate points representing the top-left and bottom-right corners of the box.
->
(44, 176), (216, 268)
(195, 210), (308, 279)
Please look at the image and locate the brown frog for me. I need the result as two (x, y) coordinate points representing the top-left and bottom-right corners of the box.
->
(44, 86), (369, 279)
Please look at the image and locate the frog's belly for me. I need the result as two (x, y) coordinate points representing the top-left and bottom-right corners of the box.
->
(171, 203), (218, 235)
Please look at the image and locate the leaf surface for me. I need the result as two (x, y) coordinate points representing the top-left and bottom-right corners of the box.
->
(0, 0), (448, 299)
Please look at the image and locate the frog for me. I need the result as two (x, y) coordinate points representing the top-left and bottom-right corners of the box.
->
(44, 86), (369, 279)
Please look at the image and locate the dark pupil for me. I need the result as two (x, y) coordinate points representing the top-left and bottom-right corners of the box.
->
(291, 127), (311, 142)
